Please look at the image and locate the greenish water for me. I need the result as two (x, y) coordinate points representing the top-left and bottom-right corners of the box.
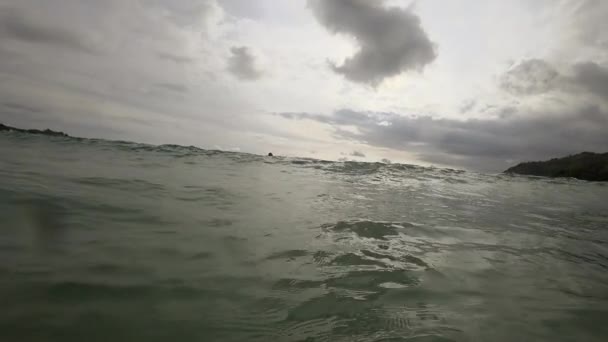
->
(1, 132), (607, 342)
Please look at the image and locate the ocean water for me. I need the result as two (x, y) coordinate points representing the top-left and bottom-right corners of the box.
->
(1, 131), (607, 342)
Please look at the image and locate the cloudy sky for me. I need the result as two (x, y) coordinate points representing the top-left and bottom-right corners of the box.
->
(1, 0), (607, 171)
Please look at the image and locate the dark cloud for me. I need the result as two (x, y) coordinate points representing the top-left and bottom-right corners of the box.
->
(155, 83), (188, 93)
(497, 106), (518, 119)
(157, 52), (194, 64)
(308, 0), (436, 86)
(2, 101), (41, 114)
(500, 59), (560, 96)
(459, 99), (477, 114)
(0, 7), (95, 53)
(279, 107), (608, 171)
(350, 150), (366, 157)
(144, 0), (215, 28)
(500, 58), (608, 103)
(227, 46), (263, 81)
(571, 61), (608, 100)
(219, 0), (265, 20)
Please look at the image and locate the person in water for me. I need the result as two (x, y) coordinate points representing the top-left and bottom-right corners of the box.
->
(268, 152), (273, 157)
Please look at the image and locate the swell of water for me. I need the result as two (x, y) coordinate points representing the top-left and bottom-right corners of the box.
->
(1, 132), (608, 342)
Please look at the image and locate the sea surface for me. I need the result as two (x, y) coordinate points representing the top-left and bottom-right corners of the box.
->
(1, 131), (608, 342)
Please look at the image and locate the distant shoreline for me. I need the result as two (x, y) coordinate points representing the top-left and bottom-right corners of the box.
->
(505, 152), (608, 181)
(0, 123), (69, 137)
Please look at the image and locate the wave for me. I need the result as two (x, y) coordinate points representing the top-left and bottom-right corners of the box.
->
(2, 128), (470, 179)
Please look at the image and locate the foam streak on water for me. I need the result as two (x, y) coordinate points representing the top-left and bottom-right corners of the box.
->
(1, 132), (608, 341)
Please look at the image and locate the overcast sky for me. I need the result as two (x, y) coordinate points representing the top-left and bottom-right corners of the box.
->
(1, 0), (607, 171)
